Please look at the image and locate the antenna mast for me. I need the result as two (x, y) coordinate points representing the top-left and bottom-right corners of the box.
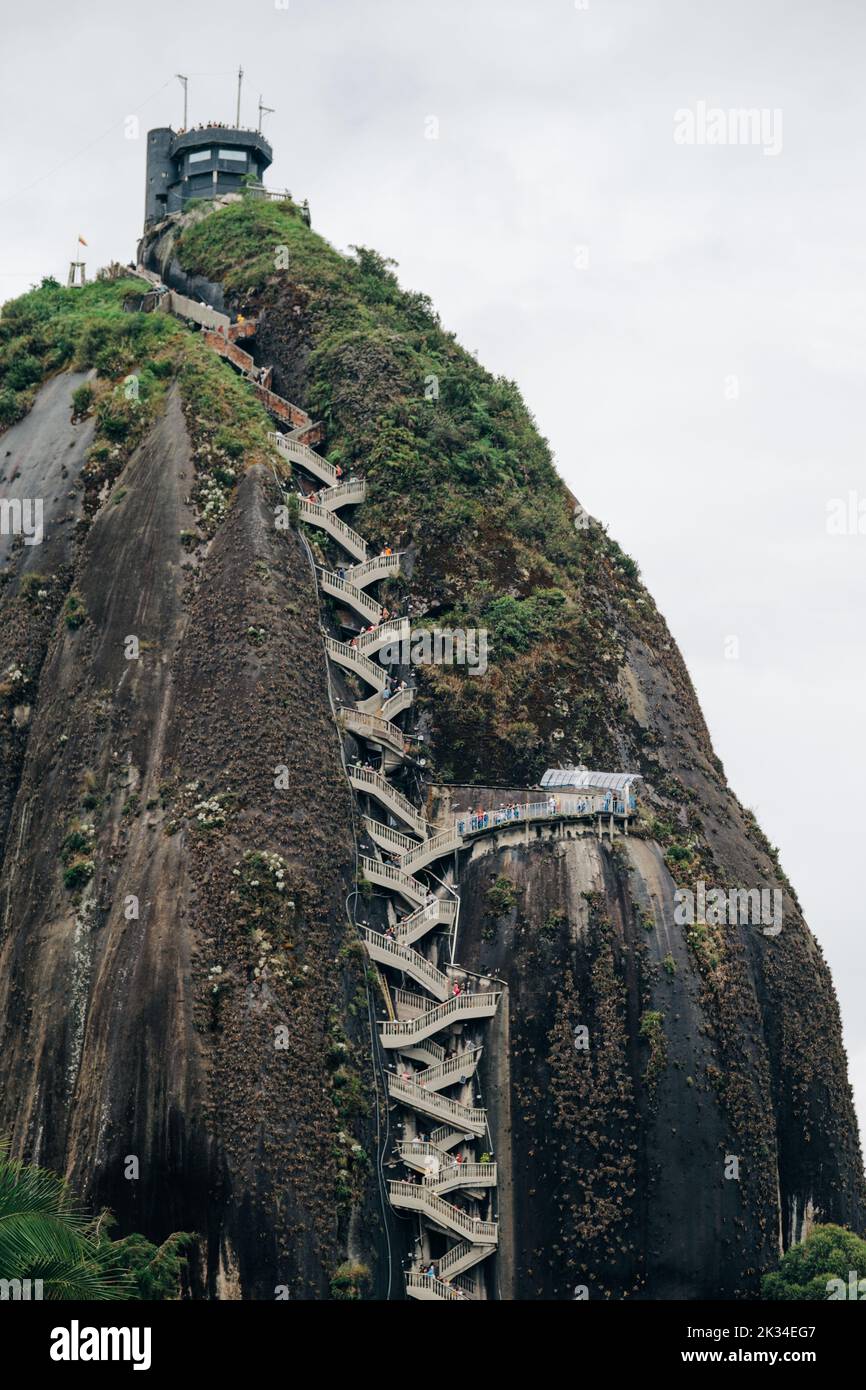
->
(257, 95), (275, 133)
(236, 65), (243, 126)
(176, 74), (188, 128)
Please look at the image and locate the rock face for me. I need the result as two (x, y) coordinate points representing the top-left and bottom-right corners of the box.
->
(450, 824), (835, 1300)
(0, 378), (379, 1298)
(1, 210), (863, 1301)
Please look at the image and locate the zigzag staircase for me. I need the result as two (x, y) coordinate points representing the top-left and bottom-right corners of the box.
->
(138, 271), (501, 1299)
(270, 385), (500, 1301)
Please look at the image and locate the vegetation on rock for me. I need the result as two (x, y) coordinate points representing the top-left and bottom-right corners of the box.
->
(174, 200), (646, 784)
(761, 1224), (866, 1300)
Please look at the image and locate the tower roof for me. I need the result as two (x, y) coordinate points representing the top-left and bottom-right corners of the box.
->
(168, 124), (272, 171)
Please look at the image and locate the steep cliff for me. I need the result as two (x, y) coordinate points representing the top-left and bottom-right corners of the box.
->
(0, 197), (862, 1299)
(0, 284), (383, 1297)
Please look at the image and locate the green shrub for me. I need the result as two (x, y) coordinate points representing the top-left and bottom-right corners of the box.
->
(329, 1260), (370, 1300)
(761, 1225), (866, 1300)
(94, 1224), (195, 1301)
(0, 388), (25, 426)
(20, 572), (52, 603)
(608, 538), (640, 582)
(5, 353), (42, 391)
(639, 1009), (667, 1089)
(71, 383), (94, 418)
(63, 593), (87, 629)
(97, 400), (135, 441)
(330, 1064), (367, 1119)
(214, 427), (244, 459)
(61, 830), (90, 863)
(487, 875), (517, 915)
(146, 356), (175, 379)
(63, 860), (94, 891)
(666, 844), (690, 862)
(543, 909), (567, 937)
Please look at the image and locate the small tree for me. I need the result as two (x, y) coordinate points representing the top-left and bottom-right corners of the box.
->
(92, 1220), (195, 1300)
(761, 1224), (866, 1300)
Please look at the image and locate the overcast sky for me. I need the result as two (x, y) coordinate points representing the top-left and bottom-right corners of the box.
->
(2, 0), (864, 1137)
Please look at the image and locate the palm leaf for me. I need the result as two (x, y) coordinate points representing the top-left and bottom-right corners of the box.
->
(0, 1143), (131, 1299)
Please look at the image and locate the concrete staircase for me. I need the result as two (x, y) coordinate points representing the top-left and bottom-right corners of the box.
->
(282, 413), (501, 1300)
(340, 708), (406, 759)
(298, 497), (367, 561)
(324, 636), (387, 691)
(359, 854), (428, 908)
(405, 1270), (478, 1301)
(389, 1181), (498, 1245)
(394, 897), (457, 946)
(351, 769), (426, 835)
(317, 479), (366, 509)
(379, 990), (501, 1047)
(270, 430), (338, 485)
(386, 1075), (487, 1133)
(317, 568), (382, 622)
(363, 928), (451, 1001)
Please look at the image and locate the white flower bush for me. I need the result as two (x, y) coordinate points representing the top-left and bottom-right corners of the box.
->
(240, 849), (290, 890)
(193, 796), (226, 829)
